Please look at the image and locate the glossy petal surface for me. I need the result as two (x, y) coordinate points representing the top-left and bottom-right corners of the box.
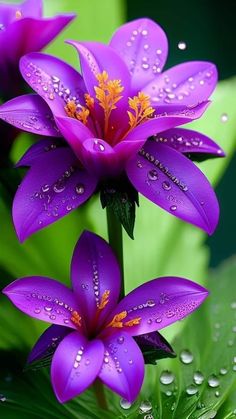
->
(143, 61), (217, 106)
(126, 141), (219, 234)
(16, 138), (66, 167)
(0, 94), (61, 137)
(99, 331), (144, 402)
(3, 276), (79, 329)
(71, 231), (120, 332)
(125, 102), (210, 142)
(106, 277), (208, 336)
(153, 128), (225, 156)
(13, 148), (97, 241)
(28, 324), (70, 364)
(110, 18), (168, 93)
(20, 52), (85, 115)
(51, 332), (104, 403)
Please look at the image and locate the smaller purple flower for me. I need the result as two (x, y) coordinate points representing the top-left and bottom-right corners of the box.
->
(3, 230), (208, 403)
(0, 0), (75, 99)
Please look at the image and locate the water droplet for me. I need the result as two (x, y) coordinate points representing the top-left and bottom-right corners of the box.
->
(180, 349), (194, 364)
(50, 315), (56, 320)
(139, 400), (152, 413)
(64, 319), (69, 324)
(160, 370), (175, 385)
(0, 24), (5, 31)
(142, 29), (148, 36)
(42, 184), (50, 193)
(0, 394), (6, 402)
(165, 390), (172, 396)
(220, 367), (228, 375)
(143, 44), (149, 50)
(104, 357), (109, 364)
(231, 302), (236, 309)
(178, 41), (187, 50)
(144, 415), (154, 419)
(208, 375), (219, 388)
(162, 181), (171, 191)
(51, 76), (60, 83)
(215, 390), (220, 397)
(233, 365), (236, 372)
(74, 361), (79, 368)
(156, 49), (162, 55)
(148, 169), (158, 181)
(53, 181), (65, 193)
(221, 113), (228, 123)
(186, 384), (198, 396)
(75, 184), (85, 195)
(128, 359), (133, 365)
(120, 398), (131, 409)
(170, 205), (177, 211)
(193, 371), (204, 385)
(44, 306), (52, 312)
(93, 140), (105, 151)
(117, 336), (124, 344)
(142, 63), (150, 70)
(207, 411), (217, 418)
(117, 367), (122, 373)
(49, 93), (55, 100)
(34, 308), (41, 314)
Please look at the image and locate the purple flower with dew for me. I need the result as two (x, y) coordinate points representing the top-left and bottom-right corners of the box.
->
(3, 230), (208, 403)
(0, 0), (75, 99)
(0, 18), (223, 240)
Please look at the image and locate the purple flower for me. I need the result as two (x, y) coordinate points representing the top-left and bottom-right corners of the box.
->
(0, 0), (75, 99)
(0, 18), (223, 241)
(3, 230), (208, 403)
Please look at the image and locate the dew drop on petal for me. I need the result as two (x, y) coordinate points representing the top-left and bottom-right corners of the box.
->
(180, 349), (194, 364)
(162, 181), (171, 191)
(170, 205), (177, 212)
(93, 140), (105, 151)
(165, 390), (172, 396)
(160, 370), (175, 385)
(193, 371), (204, 385)
(178, 41), (187, 50)
(34, 308), (41, 314)
(208, 375), (219, 388)
(215, 391), (220, 397)
(220, 367), (228, 375)
(139, 400), (152, 413)
(186, 384), (198, 396)
(75, 184), (85, 195)
(117, 336), (124, 344)
(148, 169), (158, 181)
(120, 398), (131, 410)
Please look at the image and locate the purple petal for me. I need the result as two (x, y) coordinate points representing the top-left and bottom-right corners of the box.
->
(99, 331), (144, 403)
(51, 332), (104, 403)
(0, 94), (61, 137)
(0, 14), (75, 70)
(105, 277), (208, 336)
(20, 52), (85, 115)
(126, 141), (219, 234)
(114, 139), (146, 166)
(0, 0), (42, 25)
(54, 115), (93, 159)
(153, 128), (225, 157)
(27, 324), (70, 364)
(3, 276), (80, 329)
(125, 102), (210, 142)
(110, 18), (168, 93)
(13, 148), (97, 242)
(80, 138), (120, 178)
(71, 231), (121, 333)
(16, 138), (66, 167)
(143, 62), (217, 106)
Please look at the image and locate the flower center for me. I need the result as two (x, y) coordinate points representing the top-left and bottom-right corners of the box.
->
(106, 310), (141, 328)
(65, 71), (155, 145)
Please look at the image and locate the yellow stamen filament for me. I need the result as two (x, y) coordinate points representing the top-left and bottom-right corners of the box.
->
(124, 92), (155, 138)
(98, 290), (110, 310)
(84, 93), (95, 110)
(71, 310), (82, 328)
(15, 10), (22, 19)
(106, 310), (141, 328)
(65, 100), (90, 125)
(94, 71), (124, 137)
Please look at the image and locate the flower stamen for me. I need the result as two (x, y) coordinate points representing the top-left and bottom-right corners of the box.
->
(98, 290), (110, 310)
(65, 100), (90, 125)
(106, 311), (141, 328)
(71, 310), (82, 328)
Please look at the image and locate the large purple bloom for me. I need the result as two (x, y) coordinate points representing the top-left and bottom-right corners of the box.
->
(3, 230), (208, 403)
(0, 18), (223, 240)
(0, 0), (75, 99)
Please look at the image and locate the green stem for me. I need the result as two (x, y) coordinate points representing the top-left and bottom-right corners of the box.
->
(93, 379), (108, 411)
(106, 206), (124, 299)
